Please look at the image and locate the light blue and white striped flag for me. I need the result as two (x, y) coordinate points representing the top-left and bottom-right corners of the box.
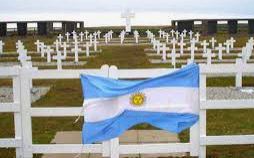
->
(80, 64), (199, 144)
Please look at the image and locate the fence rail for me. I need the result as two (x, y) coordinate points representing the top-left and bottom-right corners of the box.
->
(0, 63), (254, 158)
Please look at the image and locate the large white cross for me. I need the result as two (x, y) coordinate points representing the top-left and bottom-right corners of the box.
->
(182, 30), (187, 37)
(119, 31), (126, 44)
(165, 33), (170, 43)
(121, 9), (135, 33)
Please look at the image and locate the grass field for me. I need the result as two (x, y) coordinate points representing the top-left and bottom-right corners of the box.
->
(0, 34), (254, 158)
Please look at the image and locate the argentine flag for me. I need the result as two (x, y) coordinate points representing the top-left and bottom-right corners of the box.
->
(80, 64), (199, 144)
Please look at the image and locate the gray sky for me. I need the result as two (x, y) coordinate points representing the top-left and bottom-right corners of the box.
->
(0, 0), (254, 15)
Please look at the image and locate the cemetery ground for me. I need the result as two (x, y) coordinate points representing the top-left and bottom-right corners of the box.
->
(1, 34), (254, 158)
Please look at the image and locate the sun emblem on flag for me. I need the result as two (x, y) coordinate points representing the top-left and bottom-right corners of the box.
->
(130, 92), (146, 107)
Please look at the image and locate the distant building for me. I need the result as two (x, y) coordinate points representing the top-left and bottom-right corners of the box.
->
(171, 19), (254, 34)
(0, 20), (84, 36)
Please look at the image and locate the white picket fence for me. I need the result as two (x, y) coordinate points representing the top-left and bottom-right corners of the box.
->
(1, 63), (254, 158)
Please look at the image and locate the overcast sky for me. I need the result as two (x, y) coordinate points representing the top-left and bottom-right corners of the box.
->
(0, 0), (254, 15)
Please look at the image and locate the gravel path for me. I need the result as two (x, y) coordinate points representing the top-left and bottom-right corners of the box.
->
(0, 87), (50, 103)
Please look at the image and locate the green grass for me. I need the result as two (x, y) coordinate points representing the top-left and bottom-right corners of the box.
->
(0, 35), (254, 158)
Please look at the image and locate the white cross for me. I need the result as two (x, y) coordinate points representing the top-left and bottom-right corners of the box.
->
(224, 40), (231, 54)
(180, 33), (184, 42)
(134, 30), (139, 44)
(167, 48), (180, 68)
(72, 30), (76, 36)
(158, 29), (163, 38)
(121, 9), (135, 32)
(61, 42), (69, 58)
(65, 32), (70, 43)
(57, 34), (63, 45)
(160, 43), (170, 61)
(156, 42), (163, 55)
(54, 40), (60, 52)
(71, 43), (81, 63)
(195, 32), (200, 42)
(46, 46), (53, 63)
(238, 47), (248, 63)
(85, 42), (91, 57)
(18, 49), (31, 66)
(89, 34), (93, 44)
(170, 30), (175, 37)
(178, 40), (186, 55)
(40, 43), (46, 57)
(215, 43), (226, 60)
(152, 39), (157, 50)
(104, 33), (109, 44)
(97, 30), (101, 39)
(188, 38), (198, 61)
(34, 40), (41, 53)
(93, 32), (98, 40)
(165, 33), (170, 43)
(229, 37), (236, 49)
(209, 37), (217, 49)
(202, 49), (216, 65)
(93, 38), (99, 52)
(85, 30), (89, 40)
(170, 38), (178, 51)
(183, 29), (187, 37)
(119, 31), (125, 44)
(201, 40), (209, 54)
(79, 32), (84, 42)
(175, 31), (179, 40)
(189, 31), (193, 40)
(53, 51), (65, 70)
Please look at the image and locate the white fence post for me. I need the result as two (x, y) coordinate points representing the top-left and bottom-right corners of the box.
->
(19, 66), (33, 158)
(107, 65), (120, 158)
(13, 66), (23, 158)
(235, 59), (243, 88)
(199, 66), (207, 158)
(98, 64), (115, 157)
